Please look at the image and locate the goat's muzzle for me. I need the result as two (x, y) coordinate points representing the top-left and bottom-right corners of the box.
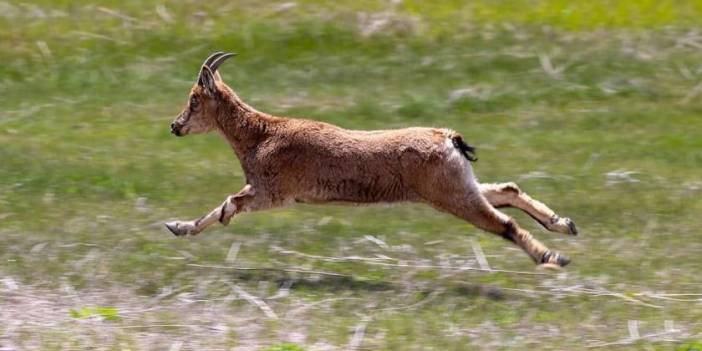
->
(170, 122), (183, 137)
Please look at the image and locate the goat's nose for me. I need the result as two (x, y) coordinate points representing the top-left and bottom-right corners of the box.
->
(170, 123), (181, 136)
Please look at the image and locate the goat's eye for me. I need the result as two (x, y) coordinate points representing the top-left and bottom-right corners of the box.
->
(190, 96), (198, 109)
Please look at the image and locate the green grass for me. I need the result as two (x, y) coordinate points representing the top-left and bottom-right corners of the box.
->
(1, 1), (702, 350)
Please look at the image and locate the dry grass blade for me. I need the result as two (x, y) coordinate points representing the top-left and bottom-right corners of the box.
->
(636, 292), (702, 302)
(272, 246), (394, 262)
(586, 329), (680, 348)
(155, 4), (174, 23)
(97, 6), (137, 22)
(498, 284), (663, 310)
(680, 82), (702, 104)
(275, 247), (552, 276)
(285, 298), (362, 319)
(108, 324), (205, 329)
(470, 239), (491, 271)
(228, 283), (278, 319)
(225, 241), (241, 263)
(185, 263), (352, 278)
(168, 341), (183, 351)
(348, 316), (371, 350)
(372, 290), (442, 312)
(70, 31), (127, 44)
(538, 53), (564, 79)
(572, 287), (662, 309)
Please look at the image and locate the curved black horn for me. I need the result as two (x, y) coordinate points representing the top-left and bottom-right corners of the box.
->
(202, 52), (225, 68)
(209, 52), (237, 73)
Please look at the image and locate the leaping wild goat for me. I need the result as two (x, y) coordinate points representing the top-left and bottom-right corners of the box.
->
(165, 52), (578, 267)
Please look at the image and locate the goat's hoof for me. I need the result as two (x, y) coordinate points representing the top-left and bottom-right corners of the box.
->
(165, 222), (186, 236)
(565, 218), (578, 236)
(165, 221), (195, 237)
(541, 251), (571, 267)
(548, 216), (578, 236)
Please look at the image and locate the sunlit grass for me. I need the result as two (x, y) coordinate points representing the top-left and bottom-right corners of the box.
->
(1, 1), (702, 350)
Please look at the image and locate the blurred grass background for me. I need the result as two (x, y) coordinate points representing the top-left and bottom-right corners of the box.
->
(1, 0), (702, 350)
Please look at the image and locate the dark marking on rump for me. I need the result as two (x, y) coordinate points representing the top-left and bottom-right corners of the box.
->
(451, 135), (478, 162)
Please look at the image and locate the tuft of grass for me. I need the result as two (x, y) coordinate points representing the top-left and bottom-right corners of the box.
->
(69, 306), (121, 321)
(264, 344), (307, 351)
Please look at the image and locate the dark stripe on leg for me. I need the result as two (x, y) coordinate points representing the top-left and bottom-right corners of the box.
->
(500, 220), (518, 243)
(218, 204), (227, 223)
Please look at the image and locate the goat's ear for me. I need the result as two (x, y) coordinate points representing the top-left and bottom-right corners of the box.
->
(197, 66), (217, 96)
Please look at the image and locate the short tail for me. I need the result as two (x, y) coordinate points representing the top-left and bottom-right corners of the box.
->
(451, 135), (478, 162)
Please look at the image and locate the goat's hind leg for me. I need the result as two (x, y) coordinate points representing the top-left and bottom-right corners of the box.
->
(480, 182), (578, 236)
(466, 204), (571, 267)
(165, 184), (257, 236)
(429, 192), (571, 267)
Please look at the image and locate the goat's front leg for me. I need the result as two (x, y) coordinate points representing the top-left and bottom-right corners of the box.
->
(165, 185), (256, 236)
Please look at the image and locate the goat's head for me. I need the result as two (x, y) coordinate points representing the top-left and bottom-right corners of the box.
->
(170, 52), (237, 137)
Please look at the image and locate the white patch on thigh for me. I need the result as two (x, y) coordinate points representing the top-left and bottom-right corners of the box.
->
(444, 137), (509, 222)
(444, 138), (479, 190)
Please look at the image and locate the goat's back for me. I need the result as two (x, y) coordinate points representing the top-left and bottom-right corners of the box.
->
(247, 119), (470, 204)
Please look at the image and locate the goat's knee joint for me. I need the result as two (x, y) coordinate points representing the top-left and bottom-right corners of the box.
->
(502, 182), (521, 194)
(219, 185), (256, 225)
(219, 201), (236, 225)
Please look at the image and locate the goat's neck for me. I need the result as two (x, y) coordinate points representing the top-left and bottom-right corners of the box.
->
(215, 93), (275, 159)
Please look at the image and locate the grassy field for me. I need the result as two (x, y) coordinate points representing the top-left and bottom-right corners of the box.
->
(1, 1), (702, 350)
